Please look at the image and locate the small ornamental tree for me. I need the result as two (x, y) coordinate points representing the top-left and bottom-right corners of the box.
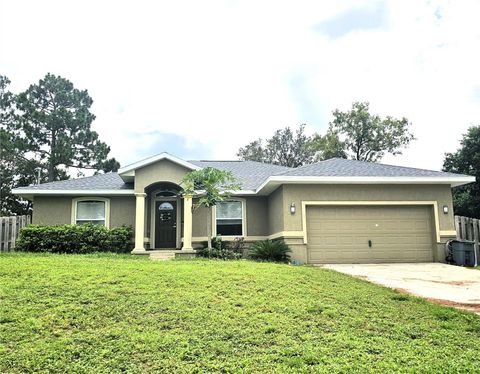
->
(181, 167), (240, 249)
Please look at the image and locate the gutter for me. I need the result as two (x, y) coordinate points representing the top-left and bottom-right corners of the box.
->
(11, 189), (136, 196)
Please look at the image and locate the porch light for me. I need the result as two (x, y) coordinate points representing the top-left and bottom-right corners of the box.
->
(290, 202), (296, 214)
(443, 205), (449, 214)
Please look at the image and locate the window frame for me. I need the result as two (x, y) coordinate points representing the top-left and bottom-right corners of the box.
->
(71, 197), (111, 228)
(212, 198), (246, 238)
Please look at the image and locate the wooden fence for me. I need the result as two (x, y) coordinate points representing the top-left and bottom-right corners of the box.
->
(455, 215), (480, 258)
(0, 215), (31, 251)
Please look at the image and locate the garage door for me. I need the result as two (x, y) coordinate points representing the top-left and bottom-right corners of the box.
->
(306, 205), (434, 264)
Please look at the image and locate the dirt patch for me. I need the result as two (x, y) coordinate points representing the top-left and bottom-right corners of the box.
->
(403, 278), (478, 286)
(425, 297), (480, 315)
(352, 275), (369, 279)
(438, 280), (475, 286)
(394, 288), (480, 314)
(349, 274), (478, 287)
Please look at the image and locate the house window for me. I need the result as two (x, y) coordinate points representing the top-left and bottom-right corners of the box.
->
(74, 199), (109, 226)
(216, 200), (244, 236)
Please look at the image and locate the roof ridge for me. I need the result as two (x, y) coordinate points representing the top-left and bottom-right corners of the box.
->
(191, 160), (246, 162)
(192, 159), (292, 168)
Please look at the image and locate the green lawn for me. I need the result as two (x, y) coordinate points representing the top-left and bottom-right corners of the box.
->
(1, 254), (480, 373)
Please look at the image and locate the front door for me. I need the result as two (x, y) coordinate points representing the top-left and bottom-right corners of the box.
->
(155, 200), (177, 248)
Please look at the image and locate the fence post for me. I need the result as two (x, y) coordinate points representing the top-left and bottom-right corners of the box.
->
(0, 217), (4, 250)
(461, 216), (467, 239)
(11, 216), (17, 249)
(455, 216), (461, 239)
(473, 218), (479, 264)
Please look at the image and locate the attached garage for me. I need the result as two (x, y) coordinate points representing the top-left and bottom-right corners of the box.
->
(306, 205), (435, 264)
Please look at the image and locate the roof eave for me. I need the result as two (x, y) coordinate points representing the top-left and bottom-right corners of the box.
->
(11, 176), (475, 198)
(11, 189), (135, 197)
(255, 175), (476, 194)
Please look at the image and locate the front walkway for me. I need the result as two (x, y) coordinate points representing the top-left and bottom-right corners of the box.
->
(321, 263), (480, 314)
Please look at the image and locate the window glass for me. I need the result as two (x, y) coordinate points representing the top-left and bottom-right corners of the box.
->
(76, 201), (106, 225)
(158, 202), (174, 210)
(216, 201), (242, 219)
(216, 201), (243, 236)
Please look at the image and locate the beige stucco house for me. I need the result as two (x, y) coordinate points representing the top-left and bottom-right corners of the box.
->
(12, 152), (474, 264)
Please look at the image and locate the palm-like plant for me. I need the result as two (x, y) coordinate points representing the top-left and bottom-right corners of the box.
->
(249, 240), (291, 262)
(181, 167), (240, 249)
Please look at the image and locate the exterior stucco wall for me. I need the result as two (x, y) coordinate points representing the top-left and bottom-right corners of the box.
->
(281, 184), (455, 232)
(134, 159), (190, 193)
(246, 197), (269, 236)
(32, 196), (72, 225)
(109, 196), (136, 228)
(267, 186), (284, 235)
(192, 202), (209, 237)
(32, 196), (135, 228)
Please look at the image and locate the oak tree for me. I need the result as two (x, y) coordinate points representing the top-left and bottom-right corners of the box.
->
(328, 101), (415, 162)
(238, 124), (317, 167)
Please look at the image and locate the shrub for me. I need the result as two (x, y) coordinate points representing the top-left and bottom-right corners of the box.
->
(228, 237), (245, 256)
(212, 236), (227, 250)
(198, 236), (242, 260)
(249, 240), (291, 262)
(16, 224), (134, 254)
(200, 236), (227, 251)
(198, 247), (242, 260)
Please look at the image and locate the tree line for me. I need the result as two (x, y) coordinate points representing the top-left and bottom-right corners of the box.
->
(237, 101), (415, 167)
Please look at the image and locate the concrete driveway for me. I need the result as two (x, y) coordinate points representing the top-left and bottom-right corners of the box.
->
(322, 263), (480, 314)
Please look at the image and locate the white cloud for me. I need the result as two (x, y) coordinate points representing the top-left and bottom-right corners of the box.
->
(1, 0), (479, 170)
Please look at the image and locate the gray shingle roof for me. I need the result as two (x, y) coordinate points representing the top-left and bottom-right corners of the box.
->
(13, 157), (470, 193)
(189, 160), (291, 190)
(278, 158), (468, 178)
(16, 173), (132, 191)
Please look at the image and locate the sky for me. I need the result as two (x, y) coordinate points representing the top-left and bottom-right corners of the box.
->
(1, 0), (479, 171)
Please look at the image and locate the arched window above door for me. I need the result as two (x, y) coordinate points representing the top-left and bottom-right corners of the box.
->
(158, 202), (174, 211)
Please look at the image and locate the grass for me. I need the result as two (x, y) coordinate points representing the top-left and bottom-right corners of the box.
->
(1, 253), (480, 373)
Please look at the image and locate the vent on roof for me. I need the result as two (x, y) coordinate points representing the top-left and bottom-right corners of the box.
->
(35, 167), (42, 185)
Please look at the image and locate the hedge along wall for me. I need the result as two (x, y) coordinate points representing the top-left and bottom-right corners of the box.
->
(16, 224), (134, 254)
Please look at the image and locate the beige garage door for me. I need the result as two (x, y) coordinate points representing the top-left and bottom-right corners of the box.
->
(306, 205), (434, 264)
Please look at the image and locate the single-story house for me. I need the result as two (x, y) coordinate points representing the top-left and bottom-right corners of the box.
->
(12, 152), (475, 264)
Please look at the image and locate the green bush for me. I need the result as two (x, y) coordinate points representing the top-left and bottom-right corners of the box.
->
(198, 236), (242, 260)
(198, 247), (242, 260)
(249, 240), (291, 262)
(228, 237), (245, 255)
(16, 224), (134, 254)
